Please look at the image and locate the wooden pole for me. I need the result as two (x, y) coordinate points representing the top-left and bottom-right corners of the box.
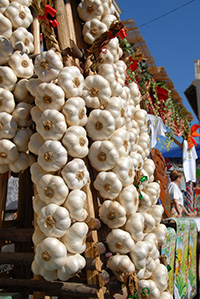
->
(30, 6), (41, 55)
(54, 0), (71, 50)
(0, 279), (98, 297)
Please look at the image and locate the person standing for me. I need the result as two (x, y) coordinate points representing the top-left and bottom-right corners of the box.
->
(168, 170), (195, 218)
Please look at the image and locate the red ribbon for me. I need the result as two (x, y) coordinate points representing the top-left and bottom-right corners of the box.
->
(38, 4), (59, 28)
(107, 27), (127, 40)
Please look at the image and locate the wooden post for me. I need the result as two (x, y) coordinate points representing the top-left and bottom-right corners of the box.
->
(30, 6), (41, 55)
(54, 0), (71, 50)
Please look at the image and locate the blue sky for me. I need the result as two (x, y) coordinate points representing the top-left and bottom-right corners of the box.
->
(117, 0), (200, 150)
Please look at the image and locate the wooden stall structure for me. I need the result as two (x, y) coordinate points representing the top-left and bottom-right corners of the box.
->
(0, 1), (121, 298)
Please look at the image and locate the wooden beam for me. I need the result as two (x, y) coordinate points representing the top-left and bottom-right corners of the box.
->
(0, 279), (98, 297)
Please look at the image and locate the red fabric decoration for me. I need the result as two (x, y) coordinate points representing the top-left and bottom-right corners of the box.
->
(156, 86), (169, 101)
(188, 124), (200, 148)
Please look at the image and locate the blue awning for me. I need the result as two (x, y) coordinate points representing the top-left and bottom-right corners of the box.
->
(161, 144), (200, 159)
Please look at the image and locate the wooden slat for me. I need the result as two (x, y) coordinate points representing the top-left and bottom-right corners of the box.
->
(0, 279), (98, 297)
(0, 228), (33, 242)
(13, 168), (33, 282)
(0, 252), (34, 265)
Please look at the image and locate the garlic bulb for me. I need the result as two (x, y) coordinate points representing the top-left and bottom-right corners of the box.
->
(128, 128), (139, 154)
(0, 36), (13, 65)
(0, 112), (17, 139)
(13, 128), (32, 152)
(99, 200), (126, 228)
(62, 126), (89, 158)
(128, 82), (141, 106)
(30, 106), (42, 123)
(107, 255), (135, 282)
(38, 140), (68, 172)
(35, 82), (65, 112)
(34, 49), (63, 82)
(10, 27), (34, 54)
(118, 184), (139, 216)
(105, 96), (127, 129)
(142, 212), (156, 233)
(61, 158), (89, 190)
(30, 162), (49, 185)
(144, 182), (160, 205)
(124, 213), (145, 241)
(0, 88), (15, 113)
(106, 229), (135, 254)
(12, 102), (32, 127)
(103, 37), (123, 63)
(37, 174), (69, 205)
(86, 109), (115, 141)
(37, 203), (71, 238)
(8, 51), (34, 79)
(0, 13), (12, 40)
(0, 0), (9, 14)
(143, 158), (155, 177)
(36, 109), (67, 141)
(143, 233), (158, 248)
(97, 47), (114, 66)
(57, 253), (86, 281)
(88, 140), (119, 171)
(82, 74), (111, 109)
(62, 97), (87, 127)
(110, 128), (131, 157)
(62, 222), (88, 254)
(112, 156), (135, 187)
(101, 0), (116, 17)
(28, 133), (44, 155)
(0, 139), (18, 164)
(26, 78), (42, 97)
(129, 241), (150, 270)
(32, 194), (46, 215)
(134, 109), (147, 133)
(63, 189), (88, 222)
(148, 205), (164, 225)
(152, 223), (167, 245)
(82, 19), (107, 44)
(94, 171), (122, 200)
(77, 0), (104, 22)
(160, 292), (173, 299)
(5, 2), (33, 29)
(0, 66), (17, 91)
(138, 279), (160, 299)
(138, 191), (152, 213)
(32, 260), (57, 282)
(57, 66), (84, 98)
(101, 14), (117, 28)
(34, 237), (67, 271)
(9, 152), (35, 173)
(151, 264), (168, 292)
(14, 79), (34, 104)
(32, 225), (46, 247)
(129, 151), (144, 171)
(98, 63), (123, 96)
